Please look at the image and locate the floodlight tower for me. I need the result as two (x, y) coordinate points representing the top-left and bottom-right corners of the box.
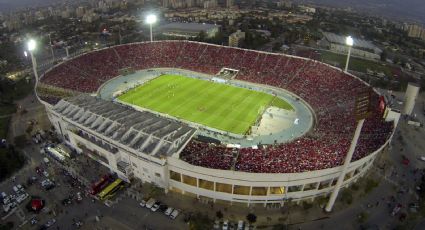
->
(27, 39), (38, 82)
(48, 33), (55, 61)
(344, 36), (354, 72)
(146, 14), (157, 42)
(325, 89), (371, 212)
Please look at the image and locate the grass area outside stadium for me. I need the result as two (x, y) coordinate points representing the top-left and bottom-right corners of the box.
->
(320, 50), (393, 76)
(118, 75), (293, 134)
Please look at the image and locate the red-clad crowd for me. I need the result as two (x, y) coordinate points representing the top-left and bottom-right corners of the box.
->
(40, 41), (394, 173)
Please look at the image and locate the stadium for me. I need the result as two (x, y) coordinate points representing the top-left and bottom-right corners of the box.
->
(36, 40), (398, 206)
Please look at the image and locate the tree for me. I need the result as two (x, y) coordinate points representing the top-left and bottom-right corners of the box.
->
(189, 212), (213, 230)
(272, 42), (283, 52)
(0, 221), (14, 230)
(246, 213), (257, 224)
(216, 210), (223, 219)
(380, 50), (388, 62)
(196, 31), (207, 42)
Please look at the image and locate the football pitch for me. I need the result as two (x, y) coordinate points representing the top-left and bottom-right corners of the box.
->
(118, 75), (293, 134)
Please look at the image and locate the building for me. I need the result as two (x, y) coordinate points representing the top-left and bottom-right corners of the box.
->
(76, 6), (85, 18)
(158, 22), (220, 38)
(226, 0), (234, 8)
(299, 5), (316, 14)
(203, 0), (218, 9)
(82, 11), (99, 23)
(402, 83), (420, 116)
(228, 30), (245, 47)
(407, 24), (425, 40)
(277, 0), (292, 8)
(319, 32), (382, 60)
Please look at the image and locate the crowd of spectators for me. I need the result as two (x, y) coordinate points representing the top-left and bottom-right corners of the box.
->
(39, 40), (394, 173)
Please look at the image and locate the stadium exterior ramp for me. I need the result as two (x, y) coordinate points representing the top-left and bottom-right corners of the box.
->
(48, 94), (196, 183)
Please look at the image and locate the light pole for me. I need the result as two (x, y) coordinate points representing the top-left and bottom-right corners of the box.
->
(325, 90), (371, 212)
(27, 39), (38, 82)
(344, 36), (354, 72)
(146, 14), (157, 42)
(49, 33), (55, 61)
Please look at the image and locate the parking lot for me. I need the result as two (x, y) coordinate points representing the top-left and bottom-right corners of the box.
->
(1, 134), (190, 230)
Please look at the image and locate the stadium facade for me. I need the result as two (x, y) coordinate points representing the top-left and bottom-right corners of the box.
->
(38, 41), (399, 206)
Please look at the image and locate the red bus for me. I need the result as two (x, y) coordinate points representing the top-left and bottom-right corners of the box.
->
(89, 174), (113, 195)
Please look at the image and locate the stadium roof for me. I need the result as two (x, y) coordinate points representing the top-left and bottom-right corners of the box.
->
(52, 95), (196, 158)
(322, 32), (381, 52)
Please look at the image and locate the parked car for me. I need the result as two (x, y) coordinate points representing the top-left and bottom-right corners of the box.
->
(45, 218), (56, 227)
(151, 202), (161, 212)
(213, 220), (220, 230)
(223, 220), (229, 230)
(145, 198), (156, 209)
(170, 209), (180, 219)
(76, 192), (83, 202)
(237, 220), (244, 230)
(30, 217), (38, 225)
(158, 204), (168, 212)
(16, 193), (29, 204)
(62, 198), (72, 206)
(164, 207), (174, 216)
(139, 200), (146, 207)
(391, 203), (402, 216)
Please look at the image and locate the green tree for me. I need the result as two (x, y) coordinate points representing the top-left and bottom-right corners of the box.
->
(246, 213), (257, 224)
(216, 210), (223, 219)
(196, 31), (207, 42)
(189, 212), (213, 230)
(380, 50), (388, 62)
(0, 222), (14, 230)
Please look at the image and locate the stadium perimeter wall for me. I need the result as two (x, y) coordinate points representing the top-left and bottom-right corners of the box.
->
(165, 130), (393, 206)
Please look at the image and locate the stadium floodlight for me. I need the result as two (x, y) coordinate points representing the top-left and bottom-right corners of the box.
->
(146, 14), (157, 42)
(344, 36), (353, 72)
(27, 39), (38, 82)
(27, 39), (36, 51)
(346, 36), (354, 46)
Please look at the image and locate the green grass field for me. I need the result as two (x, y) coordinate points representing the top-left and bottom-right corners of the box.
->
(320, 51), (393, 76)
(118, 75), (293, 134)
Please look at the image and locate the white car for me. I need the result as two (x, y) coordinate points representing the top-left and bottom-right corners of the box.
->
(76, 192), (83, 202)
(151, 202), (160, 212)
(164, 207), (174, 216)
(419, 156), (425, 162)
(139, 200), (146, 207)
(145, 198), (156, 209)
(16, 193), (29, 204)
(222, 220), (229, 230)
(170, 209), (180, 219)
(2, 203), (12, 213)
(45, 218), (56, 227)
(213, 220), (220, 230)
(17, 184), (24, 191)
(237, 220), (244, 230)
(43, 171), (49, 178)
